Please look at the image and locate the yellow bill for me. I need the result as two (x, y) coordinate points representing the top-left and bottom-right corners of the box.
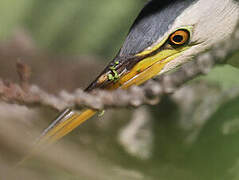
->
(36, 44), (189, 146)
(33, 26), (194, 148)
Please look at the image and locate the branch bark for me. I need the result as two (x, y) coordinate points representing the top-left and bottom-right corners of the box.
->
(0, 25), (239, 111)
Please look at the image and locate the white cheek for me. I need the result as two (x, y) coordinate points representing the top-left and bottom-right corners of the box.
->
(159, 0), (239, 75)
(172, 0), (239, 45)
(159, 43), (207, 75)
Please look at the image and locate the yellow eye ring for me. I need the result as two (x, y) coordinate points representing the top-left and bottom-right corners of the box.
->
(169, 29), (190, 46)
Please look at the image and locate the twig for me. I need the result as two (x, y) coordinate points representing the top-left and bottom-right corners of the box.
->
(16, 60), (31, 92)
(0, 25), (239, 111)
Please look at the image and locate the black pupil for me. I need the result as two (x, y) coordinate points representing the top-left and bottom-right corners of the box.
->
(173, 35), (183, 43)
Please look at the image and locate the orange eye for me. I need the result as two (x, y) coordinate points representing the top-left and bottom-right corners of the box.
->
(169, 29), (190, 46)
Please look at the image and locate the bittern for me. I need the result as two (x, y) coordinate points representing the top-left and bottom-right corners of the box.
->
(37, 0), (239, 145)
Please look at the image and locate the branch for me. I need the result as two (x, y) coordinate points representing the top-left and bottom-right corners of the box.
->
(0, 25), (239, 111)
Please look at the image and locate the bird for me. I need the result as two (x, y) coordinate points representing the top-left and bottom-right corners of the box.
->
(36, 0), (239, 146)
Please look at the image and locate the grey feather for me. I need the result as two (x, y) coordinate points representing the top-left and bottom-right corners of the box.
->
(119, 0), (198, 57)
(85, 0), (199, 91)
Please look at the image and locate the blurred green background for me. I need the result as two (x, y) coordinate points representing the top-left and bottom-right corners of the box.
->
(0, 0), (144, 58)
(0, 1), (239, 180)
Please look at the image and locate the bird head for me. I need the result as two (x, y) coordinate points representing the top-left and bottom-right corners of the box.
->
(86, 0), (239, 92)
